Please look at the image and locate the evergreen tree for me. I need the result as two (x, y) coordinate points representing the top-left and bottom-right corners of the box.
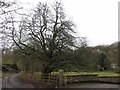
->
(98, 52), (110, 71)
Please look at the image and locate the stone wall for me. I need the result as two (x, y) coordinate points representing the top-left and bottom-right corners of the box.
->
(64, 74), (120, 84)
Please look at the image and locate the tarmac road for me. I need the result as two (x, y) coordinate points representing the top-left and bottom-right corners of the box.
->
(2, 73), (35, 88)
(61, 83), (120, 88)
(2, 73), (120, 89)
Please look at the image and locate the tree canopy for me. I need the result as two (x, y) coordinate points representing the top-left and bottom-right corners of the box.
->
(9, 2), (77, 74)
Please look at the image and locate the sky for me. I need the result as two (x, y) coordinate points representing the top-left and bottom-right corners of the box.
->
(15, 0), (119, 46)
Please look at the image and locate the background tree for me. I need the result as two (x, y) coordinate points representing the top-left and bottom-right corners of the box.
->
(98, 52), (110, 71)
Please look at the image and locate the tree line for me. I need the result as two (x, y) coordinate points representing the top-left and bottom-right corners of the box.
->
(3, 42), (119, 73)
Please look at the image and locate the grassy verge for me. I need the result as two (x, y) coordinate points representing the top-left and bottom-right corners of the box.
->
(97, 72), (120, 77)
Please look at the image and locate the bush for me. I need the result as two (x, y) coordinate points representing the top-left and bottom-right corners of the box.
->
(3, 63), (19, 70)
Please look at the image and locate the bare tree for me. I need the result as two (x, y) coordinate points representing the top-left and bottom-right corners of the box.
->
(0, 0), (23, 51)
(11, 2), (76, 74)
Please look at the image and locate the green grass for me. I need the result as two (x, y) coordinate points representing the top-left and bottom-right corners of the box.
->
(64, 72), (97, 76)
(97, 71), (120, 77)
(2, 61), (13, 64)
(20, 71), (120, 77)
(63, 71), (120, 77)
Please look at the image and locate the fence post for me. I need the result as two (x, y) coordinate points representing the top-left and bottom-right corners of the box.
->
(64, 75), (67, 85)
(58, 69), (64, 86)
(48, 74), (50, 83)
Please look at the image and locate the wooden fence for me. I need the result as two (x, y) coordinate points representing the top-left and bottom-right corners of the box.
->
(19, 74), (62, 87)
(40, 74), (59, 84)
(18, 72), (120, 88)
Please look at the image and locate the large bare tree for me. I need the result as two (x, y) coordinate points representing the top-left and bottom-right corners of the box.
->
(10, 1), (76, 74)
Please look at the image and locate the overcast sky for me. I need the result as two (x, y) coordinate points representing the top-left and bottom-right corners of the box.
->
(15, 0), (119, 46)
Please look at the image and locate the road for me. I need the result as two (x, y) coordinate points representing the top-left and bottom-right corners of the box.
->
(2, 73), (120, 89)
(2, 73), (36, 88)
(62, 83), (120, 88)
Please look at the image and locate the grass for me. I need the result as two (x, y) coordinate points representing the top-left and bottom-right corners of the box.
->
(97, 71), (120, 77)
(64, 72), (97, 76)
(19, 71), (120, 79)
(64, 71), (120, 77)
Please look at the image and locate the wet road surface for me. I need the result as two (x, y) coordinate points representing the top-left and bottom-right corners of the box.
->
(2, 73), (120, 88)
(62, 83), (120, 88)
(2, 73), (35, 88)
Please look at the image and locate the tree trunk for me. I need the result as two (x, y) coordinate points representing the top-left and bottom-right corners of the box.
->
(42, 65), (53, 74)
